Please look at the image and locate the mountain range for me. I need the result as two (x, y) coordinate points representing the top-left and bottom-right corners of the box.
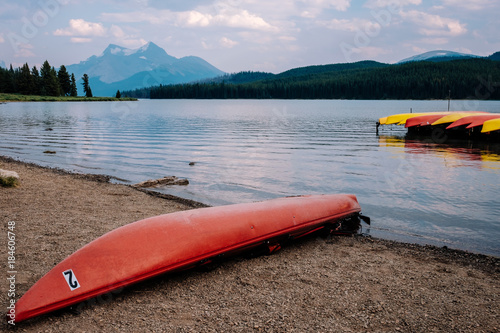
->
(64, 45), (500, 96)
(1, 45), (499, 97)
(66, 42), (225, 96)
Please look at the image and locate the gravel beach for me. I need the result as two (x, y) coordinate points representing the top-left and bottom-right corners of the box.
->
(1, 156), (498, 332)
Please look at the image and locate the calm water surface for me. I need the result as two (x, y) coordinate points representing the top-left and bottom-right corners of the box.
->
(1, 99), (499, 256)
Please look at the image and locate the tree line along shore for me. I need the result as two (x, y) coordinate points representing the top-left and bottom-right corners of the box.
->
(0, 60), (133, 101)
(124, 58), (500, 100)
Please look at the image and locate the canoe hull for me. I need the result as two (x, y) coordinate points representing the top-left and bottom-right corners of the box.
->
(482, 118), (500, 133)
(13, 194), (362, 323)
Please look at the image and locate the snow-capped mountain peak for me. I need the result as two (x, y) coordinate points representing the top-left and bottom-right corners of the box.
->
(65, 41), (225, 96)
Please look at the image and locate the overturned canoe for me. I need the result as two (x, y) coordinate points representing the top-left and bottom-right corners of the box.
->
(482, 118), (500, 133)
(12, 194), (365, 323)
(464, 114), (500, 129)
(405, 114), (449, 128)
(431, 112), (489, 126)
(381, 112), (442, 125)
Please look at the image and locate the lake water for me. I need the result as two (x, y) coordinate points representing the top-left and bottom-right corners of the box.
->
(1, 99), (499, 256)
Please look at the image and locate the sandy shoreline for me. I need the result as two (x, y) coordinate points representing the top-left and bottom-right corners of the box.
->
(1, 156), (498, 332)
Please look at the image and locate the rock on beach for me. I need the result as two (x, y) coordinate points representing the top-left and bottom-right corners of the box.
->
(0, 168), (20, 187)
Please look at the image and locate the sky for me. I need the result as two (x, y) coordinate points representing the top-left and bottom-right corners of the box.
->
(0, 0), (499, 73)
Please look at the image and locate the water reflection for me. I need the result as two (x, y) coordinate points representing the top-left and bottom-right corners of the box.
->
(379, 135), (500, 168)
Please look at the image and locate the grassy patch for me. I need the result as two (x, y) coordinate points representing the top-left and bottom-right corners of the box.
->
(0, 93), (137, 102)
(0, 176), (19, 188)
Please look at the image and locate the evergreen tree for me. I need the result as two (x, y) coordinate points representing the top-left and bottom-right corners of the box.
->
(70, 73), (78, 97)
(31, 66), (41, 95)
(9, 65), (17, 93)
(115, 90), (121, 98)
(18, 63), (34, 95)
(82, 74), (93, 97)
(0, 65), (14, 93)
(50, 67), (61, 96)
(40, 60), (60, 96)
(58, 65), (71, 96)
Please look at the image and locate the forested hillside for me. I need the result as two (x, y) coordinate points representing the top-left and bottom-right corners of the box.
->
(124, 59), (500, 100)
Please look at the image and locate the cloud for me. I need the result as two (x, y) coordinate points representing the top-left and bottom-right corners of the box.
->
(177, 11), (211, 27)
(400, 10), (467, 36)
(219, 36), (238, 48)
(440, 0), (494, 10)
(13, 42), (35, 58)
(101, 7), (277, 31)
(70, 37), (92, 43)
(364, 0), (421, 8)
(54, 19), (107, 37)
(299, 0), (352, 12)
(108, 25), (147, 48)
(211, 9), (276, 31)
(320, 18), (380, 32)
(0, 33), (4, 43)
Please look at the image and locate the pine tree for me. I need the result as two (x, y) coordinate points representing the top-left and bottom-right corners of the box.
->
(58, 65), (71, 96)
(31, 66), (41, 95)
(82, 74), (93, 97)
(40, 60), (60, 96)
(50, 67), (61, 96)
(18, 63), (34, 95)
(115, 90), (121, 98)
(70, 73), (78, 97)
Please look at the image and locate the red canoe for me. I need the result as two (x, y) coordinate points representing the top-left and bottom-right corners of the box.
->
(12, 194), (365, 323)
(405, 114), (448, 128)
(446, 114), (500, 129)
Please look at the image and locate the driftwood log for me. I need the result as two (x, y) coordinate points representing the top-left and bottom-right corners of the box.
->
(132, 176), (189, 188)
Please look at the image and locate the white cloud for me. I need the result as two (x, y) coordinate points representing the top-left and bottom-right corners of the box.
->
(13, 42), (35, 58)
(299, 0), (351, 12)
(400, 10), (467, 36)
(219, 36), (238, 48)
(440, 0), (494, 10)
(110, 25), (125, 38)
(321, 18), (380, 32)
(70, 37), (92, 43)
(279, 35), (297, 41)
(54, 19), (107, 37)
(178, 11), (212, 27)
(109, 25), (147, 48)
(101, 8), (277, 31)
(212, 9), (276, 31)
(364, 0), (421, 9)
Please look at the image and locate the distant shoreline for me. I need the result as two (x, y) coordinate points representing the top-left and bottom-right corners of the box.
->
(0, 93), (137, 102)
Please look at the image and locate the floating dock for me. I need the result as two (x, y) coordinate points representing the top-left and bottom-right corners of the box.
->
(377, 111), (500, 141)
